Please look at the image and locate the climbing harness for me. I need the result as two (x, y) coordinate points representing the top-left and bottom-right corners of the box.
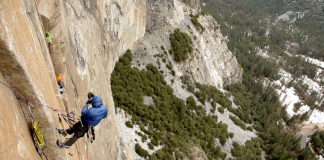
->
(79, 116), (84, 127)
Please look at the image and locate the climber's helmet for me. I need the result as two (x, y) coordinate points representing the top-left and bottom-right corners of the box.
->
(56, 74), (62, 81)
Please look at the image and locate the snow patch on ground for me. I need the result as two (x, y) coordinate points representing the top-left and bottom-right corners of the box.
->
(276, 85), (301, 117)
(276, 11), (298, 23)
(308, 110), (324, 124)
(301, 75), (323, 97)
(302, 56), (324, 69)
(301, 55), (324, 82)
(268, 67), (324, 124)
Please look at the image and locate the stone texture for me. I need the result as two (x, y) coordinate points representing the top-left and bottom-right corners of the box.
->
(0, 71), (42, 160)
(133, 19), (242, 89)
(146, 0), (200, 34)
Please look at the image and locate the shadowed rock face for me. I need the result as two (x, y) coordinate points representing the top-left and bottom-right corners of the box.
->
(1, 0), (242, 159)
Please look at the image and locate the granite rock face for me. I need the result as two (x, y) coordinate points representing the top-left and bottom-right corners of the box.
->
(136, 1), (242, 88)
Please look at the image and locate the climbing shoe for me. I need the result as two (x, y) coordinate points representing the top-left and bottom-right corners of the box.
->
(56, 140), (68, 148)
(57, 129), (67, 137)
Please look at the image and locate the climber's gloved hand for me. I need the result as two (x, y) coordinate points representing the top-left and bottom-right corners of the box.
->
(86, 99), (92, 105)
(86, 92), (95, 105)
(88, 92), (95, 99)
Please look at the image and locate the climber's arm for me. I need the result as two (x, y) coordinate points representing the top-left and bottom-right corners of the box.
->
(81, 105), (89, 117)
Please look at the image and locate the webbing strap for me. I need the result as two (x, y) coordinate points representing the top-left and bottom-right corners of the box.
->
(79, 116), (83, 128)
(57, 112), (75, 127)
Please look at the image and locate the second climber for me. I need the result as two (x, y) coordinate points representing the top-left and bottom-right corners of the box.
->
(56, 74), (66, 94)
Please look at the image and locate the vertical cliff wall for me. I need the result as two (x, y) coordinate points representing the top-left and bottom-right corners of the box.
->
(140, 0), (242, 88)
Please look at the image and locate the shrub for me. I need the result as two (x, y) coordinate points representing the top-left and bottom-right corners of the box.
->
(148, 143), (154, 150)
(111, 50), (229, 159)
(142, 135), (148, 142)
(247, 126), (253, 131)
(218, 107), (225, 114)
(135, 143), (149, 158)
(231, 138), (262, 159)
(191, 15), (205, 32)
(311, 130), (324, 151)
(229, 132), (234, 138)
(166, 63), (172, 70)
(169, 29), (193, 62)
(125, 121), (133, 128)
(171, 70), (176, 76)
(151, 138), (159, 146)
(230, 116), (246, 130)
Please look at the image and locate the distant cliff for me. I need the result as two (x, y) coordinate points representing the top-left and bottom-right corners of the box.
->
(0, 0), (242, 159)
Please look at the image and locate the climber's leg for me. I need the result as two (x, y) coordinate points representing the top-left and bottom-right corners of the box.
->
(64, 134), (80, 147)
(66, 121), (82, 135)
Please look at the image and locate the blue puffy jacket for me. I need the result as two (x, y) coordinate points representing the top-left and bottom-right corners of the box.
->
(81, 96), (108, 126)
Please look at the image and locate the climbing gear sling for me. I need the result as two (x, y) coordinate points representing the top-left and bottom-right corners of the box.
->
(0, 78), (97, 155)
(26, 103), (48, 160)
(0, 78), (77, 156)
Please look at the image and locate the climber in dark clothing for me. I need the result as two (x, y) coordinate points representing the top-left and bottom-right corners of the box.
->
(56, 93), (108, 148)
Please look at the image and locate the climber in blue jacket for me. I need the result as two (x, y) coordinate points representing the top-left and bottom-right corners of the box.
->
(56, 92), (108, 148)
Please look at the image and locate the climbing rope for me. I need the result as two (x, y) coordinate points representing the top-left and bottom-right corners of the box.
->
(0, 79), (78, 118)
(0, 78), (94, 157)
(26, 102), (48, 160)
(56, 112), (76, 156)
(0, 78), (77, 156)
